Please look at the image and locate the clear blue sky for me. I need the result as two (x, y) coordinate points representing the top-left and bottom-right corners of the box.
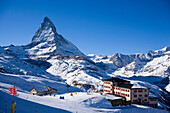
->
(0, 0), (170, 55)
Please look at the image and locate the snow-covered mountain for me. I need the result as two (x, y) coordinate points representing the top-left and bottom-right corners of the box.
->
(26, 17), (85, 60)
(113, 47), (170, 77)
(88, 47), (170, 94)
(88, 46), (170, 76)
(1, 17), (108, 91)
(1, 17), (169, 91)
(0, 17), (169, 111)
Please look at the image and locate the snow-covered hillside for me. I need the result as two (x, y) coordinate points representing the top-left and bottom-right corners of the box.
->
(0, 72), (169, 113)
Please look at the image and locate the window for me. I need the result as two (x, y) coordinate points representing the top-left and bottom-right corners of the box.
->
(134, 95), (137, 97)
(115, 92), (120, 95)
(150, 99), (154, 101)
(133, 100), (138, 102)
(139, 94), (142, 97)
(134, 90), (137, 92)
(150, 99), (157, 101)
(144, 94), (148, 97)
(104, 89), (110, 92)
(144, 89), (147, 92)
(104, 81), (111, 84)
(138, 89), (143, 92)
(104, 86), (110, 88)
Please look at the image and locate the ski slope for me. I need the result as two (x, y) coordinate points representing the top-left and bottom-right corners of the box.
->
(0, 73), (169, 113)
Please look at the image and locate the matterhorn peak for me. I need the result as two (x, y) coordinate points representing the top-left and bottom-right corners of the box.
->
(27, 17), (84, 59)
(41, 16), (56, 32)
(44, 16), (52, 22)
(30, 17), (57, 46)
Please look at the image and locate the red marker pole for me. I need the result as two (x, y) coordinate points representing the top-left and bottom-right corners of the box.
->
(11, 82), (15, 113)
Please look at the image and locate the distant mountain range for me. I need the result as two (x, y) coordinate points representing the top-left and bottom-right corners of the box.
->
(88, 46), (170, 82)
(0, 17), (169, 107)
(87, 46), (170, 92)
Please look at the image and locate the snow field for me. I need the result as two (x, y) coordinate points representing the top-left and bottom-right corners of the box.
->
(0, 86), (169, 113)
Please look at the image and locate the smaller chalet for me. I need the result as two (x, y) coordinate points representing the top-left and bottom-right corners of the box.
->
(105, 95), (131, 106)
(30, 86), (57, 96)
(148, 94), (159, 108)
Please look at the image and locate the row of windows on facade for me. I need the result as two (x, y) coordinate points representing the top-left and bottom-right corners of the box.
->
(114, 87), (130, 92)
(149, 99), (158, 101)
(106, 90), (148, 98)
(133, 89), (147, 92)
(104, 81), (111, 84)
(114, 91), (130, 97)
(115, 88), (148, 93)
(133, 98), (157, 102)
(133, 94), (148, 98)
(104, 86), (130, 92)
(104, 89), (112, 93)
(133, 99), (147, 102)
(104, 90), (130, 98)
(105, 86), (147, 93)
(104, 86), (112, 89)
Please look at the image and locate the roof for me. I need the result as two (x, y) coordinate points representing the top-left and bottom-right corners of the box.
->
(149, 93), (159, 99)
(131, 84), (148, 89)
(47, 86), (57, 91)
(149, 96), (159, 99)
(115, 84), (133, 89)
(32, 86), (48, 92)
(103, 77), (130, 83)
(104, 95), (122, 100)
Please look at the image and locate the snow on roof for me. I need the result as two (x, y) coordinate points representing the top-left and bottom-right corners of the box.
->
(165, 83), (170, 92)
(104, 95), (122, 100)
(149, 93), (159, 99)
(34, 86), (48, 92)
(131, 84), (148, 89)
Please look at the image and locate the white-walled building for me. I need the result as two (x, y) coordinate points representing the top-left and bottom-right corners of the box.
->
(103, 80), (114, 94)
(148, 96), (159, 108)
(131, 84), (149, 104)
(114, 84), (133, 101)
(103, 77), (158, 107)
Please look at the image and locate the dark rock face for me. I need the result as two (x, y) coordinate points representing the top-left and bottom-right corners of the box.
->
(24, 59), (52, 69)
